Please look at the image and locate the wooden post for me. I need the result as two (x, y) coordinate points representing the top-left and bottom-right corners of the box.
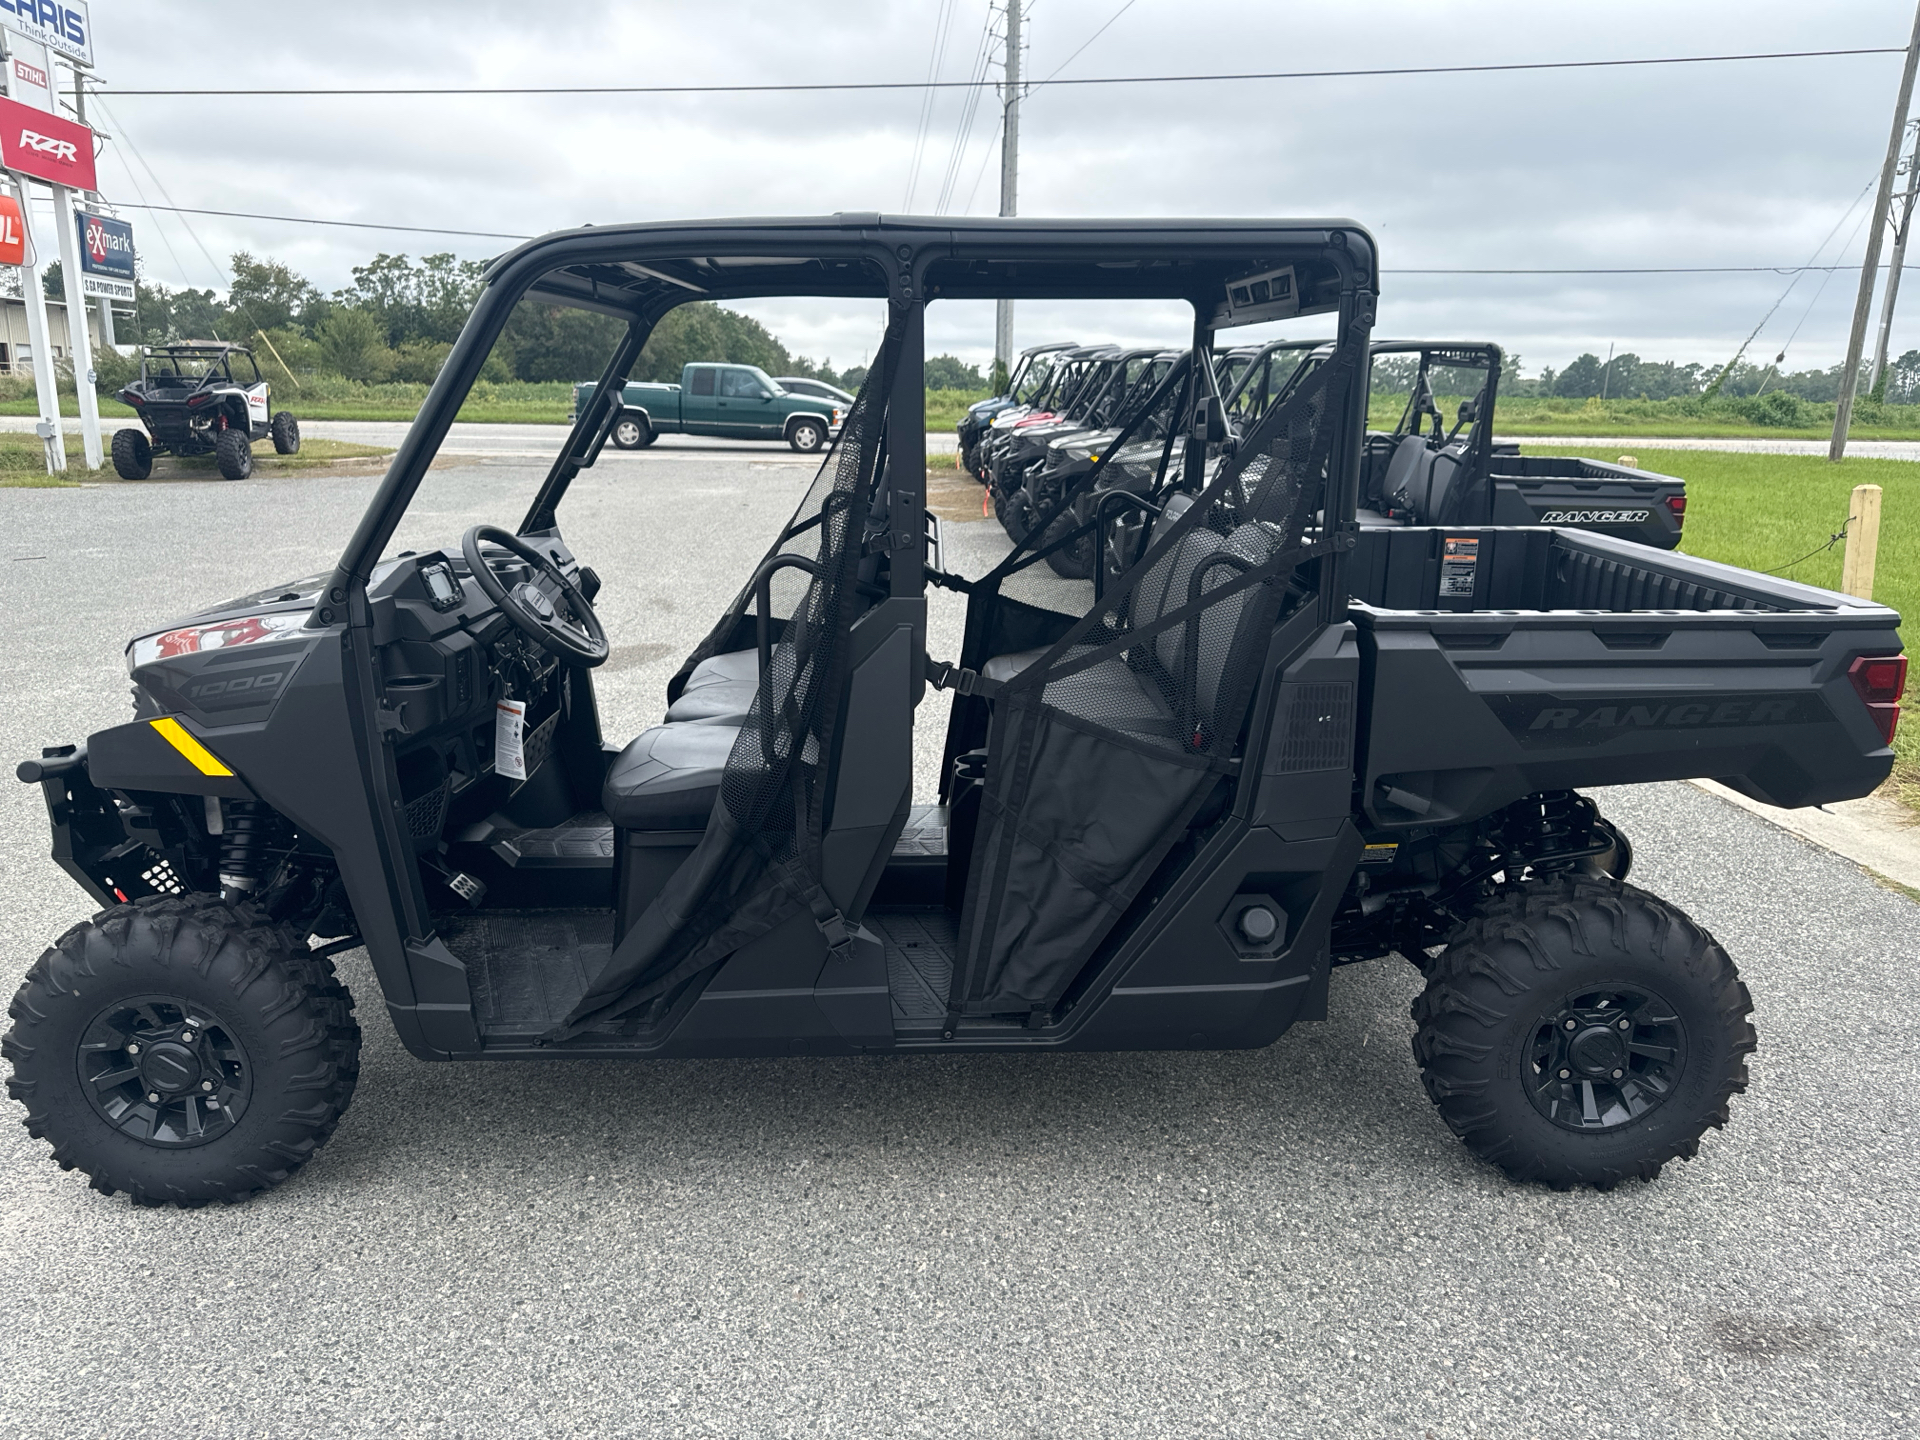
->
(1842, 483), (1884, 599)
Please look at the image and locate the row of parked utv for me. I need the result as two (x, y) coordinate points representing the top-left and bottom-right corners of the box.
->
(957, 338), (1689, 581)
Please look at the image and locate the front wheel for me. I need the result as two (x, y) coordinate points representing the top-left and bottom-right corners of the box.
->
(3, 896), (361, 1206)
(611, 412), (652, 450)
(215, 427), (253, 480)
(270, 411), (300, 455)
(1411, 877), (1755, 1190)
(111, 428), (153, 480)
(787, 418), (828, 453)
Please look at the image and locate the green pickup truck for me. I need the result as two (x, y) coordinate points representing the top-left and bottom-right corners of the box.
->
(572, 363), (846, 453)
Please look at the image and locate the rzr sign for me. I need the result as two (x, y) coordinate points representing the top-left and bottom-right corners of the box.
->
(0, 94), (93, 189)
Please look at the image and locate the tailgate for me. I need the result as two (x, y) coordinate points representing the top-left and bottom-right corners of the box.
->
(1487, 455), (1685, 549)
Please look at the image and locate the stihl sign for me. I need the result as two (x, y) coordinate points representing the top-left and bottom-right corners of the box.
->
(0, 94), (92, 188)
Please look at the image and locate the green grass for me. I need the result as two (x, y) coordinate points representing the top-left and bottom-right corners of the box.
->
(1375, 391), (1920, 440)
(0, 434), (391, 487)
(1, 381), (1001, 429)
(1527, 445), (1918, 805)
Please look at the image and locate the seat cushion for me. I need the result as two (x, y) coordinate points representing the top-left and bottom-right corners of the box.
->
(664, 648), (775, 725)
(602, 723), (740, 830)
(983, 644), (1178, 742)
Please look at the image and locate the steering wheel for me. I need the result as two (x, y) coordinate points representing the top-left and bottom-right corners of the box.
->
(461, 524), (609, 667)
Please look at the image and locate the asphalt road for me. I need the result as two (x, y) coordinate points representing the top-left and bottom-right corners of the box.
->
(1, 452), (1916, 1439)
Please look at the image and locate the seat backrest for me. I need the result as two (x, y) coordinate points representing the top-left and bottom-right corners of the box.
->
(1423, 449), (1464, 524)
(1191, 522), (1286, 739)
(1132, 523), (1229, 679)
(1379, 433), (1432, 511)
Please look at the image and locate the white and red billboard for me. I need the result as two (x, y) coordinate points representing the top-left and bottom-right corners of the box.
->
(0, 95), (93, 190)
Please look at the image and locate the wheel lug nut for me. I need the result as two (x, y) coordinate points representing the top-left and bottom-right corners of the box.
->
(1611, 1068), (1624, 1079)
(1563, 1019), (1577, 1031)
(1617, 1019), (1630, 1030)
(181, 1030), (196, 1043)
(146, 1092), (161, 1103)
(126, 1043), (140, 1054)
(201, 1080), (214, 1092)
(1558, 1069), (1571, 1079)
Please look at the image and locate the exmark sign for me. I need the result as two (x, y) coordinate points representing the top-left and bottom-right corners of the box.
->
(0, 93), (93, 189)
(77, 209), (130, 300)
(0, 0), (90, 68)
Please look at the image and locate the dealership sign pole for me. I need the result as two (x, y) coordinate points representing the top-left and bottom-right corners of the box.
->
(0, 66), (61, 467)
(0, 28), (98, 468)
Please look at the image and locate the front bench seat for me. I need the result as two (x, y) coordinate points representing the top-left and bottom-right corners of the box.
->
(664, 649), (762, 724)
(602, 722), (741, 830)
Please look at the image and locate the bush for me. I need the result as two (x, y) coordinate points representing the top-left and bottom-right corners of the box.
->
(1748, 391), (1809, 428)
(314, 309), (395, 382)
(391, 339), (453, 384)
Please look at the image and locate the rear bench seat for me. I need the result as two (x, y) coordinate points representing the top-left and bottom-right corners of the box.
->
(604, 502), (1284, 831)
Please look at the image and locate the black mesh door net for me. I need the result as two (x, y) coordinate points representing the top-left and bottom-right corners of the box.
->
(553, 307), (906, 1036)
(946, 322), (1364, 1020)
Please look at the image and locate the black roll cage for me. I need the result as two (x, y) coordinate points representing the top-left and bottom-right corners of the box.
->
(138, 342), (263, 390)
(319, 216), (1377, 613)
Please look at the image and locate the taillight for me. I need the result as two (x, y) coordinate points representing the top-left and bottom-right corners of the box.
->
(1848, 654), (1908, 745)
(1666, 494), (1686, 520)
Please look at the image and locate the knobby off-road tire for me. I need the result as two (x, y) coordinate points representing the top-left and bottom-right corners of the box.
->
(270, 410), (301, 455)
(1411, 877), (1755, 1190)
(215, 426), (254, 480)
(111, 428), (152, 480)
(3, 896), (360, 1206)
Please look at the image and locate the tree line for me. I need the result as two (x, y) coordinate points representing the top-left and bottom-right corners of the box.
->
(74, 251), (987, 392)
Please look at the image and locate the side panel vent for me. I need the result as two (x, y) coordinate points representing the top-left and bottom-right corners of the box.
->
(1273, 681), (1356, 773)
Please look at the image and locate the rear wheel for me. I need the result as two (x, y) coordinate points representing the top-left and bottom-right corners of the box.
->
(270, 411), (300, 455)
(1002, 488), (1035, 543)
(611, 412), (653, 450)
(788, 417), (828, 453)
(3, 896), (361, 1206)
(110, 428), (152, 480)
(1411, 877), (1755, 1190)
(215, 426), (253, 480)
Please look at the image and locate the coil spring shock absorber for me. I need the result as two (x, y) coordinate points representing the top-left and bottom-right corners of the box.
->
(217, 800), (276, 900)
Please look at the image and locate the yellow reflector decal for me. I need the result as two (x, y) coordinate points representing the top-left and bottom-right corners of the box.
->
(150, 717), (234, 777)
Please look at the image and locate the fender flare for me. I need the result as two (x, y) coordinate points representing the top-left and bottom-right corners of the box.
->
(783, 411), (832, 439)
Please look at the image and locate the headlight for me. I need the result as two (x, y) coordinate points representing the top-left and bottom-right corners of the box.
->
(129, 612), (310, 670)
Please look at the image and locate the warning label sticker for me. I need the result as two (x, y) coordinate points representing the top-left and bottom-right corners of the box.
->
(1360, 842), (1400, 866)
(495, 699), (527, 781)
(1439, 536), (1480, 599)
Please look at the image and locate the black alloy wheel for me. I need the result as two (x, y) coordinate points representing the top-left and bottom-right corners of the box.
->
(1412, 875), (1755, 1190)
(1523, 983), (1687, 1132)
(77, 995), (253, 1148)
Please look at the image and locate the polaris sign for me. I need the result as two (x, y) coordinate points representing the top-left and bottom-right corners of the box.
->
(0, 0), (91, 68)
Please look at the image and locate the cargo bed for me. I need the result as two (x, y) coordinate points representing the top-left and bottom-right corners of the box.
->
(1347, 526), (1904, 822)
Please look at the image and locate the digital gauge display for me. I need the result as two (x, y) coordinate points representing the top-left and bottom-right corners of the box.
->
(420, 562), (462, 612)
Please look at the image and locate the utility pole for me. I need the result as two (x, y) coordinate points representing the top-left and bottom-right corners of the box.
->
(993, 0), (1021, 388)
(1831, 0), (1920, 461)
(71, 69), (114, 352)
(1868, 120), (1920, 400)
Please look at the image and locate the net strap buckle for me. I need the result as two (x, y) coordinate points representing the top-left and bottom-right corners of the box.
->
(926, 656), (1001, 698)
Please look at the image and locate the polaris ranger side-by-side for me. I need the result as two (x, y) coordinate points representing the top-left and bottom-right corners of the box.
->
(6, 216), (1905, 1209)
(112, 342), (301, 481)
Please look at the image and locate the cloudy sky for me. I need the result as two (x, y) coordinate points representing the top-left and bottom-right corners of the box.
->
(65, 0), (1918, 376)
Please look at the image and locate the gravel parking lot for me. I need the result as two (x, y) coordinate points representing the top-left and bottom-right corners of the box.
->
(2, 452), (1916, 1439)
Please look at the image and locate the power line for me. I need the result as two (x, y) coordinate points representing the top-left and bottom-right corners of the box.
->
(91, 202), (1918, 271)
(94, 47), (1904, 99)
(109, 201), (532, 241)
(1040, 0), (1139, 84)
(903, 0), (961, 210)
